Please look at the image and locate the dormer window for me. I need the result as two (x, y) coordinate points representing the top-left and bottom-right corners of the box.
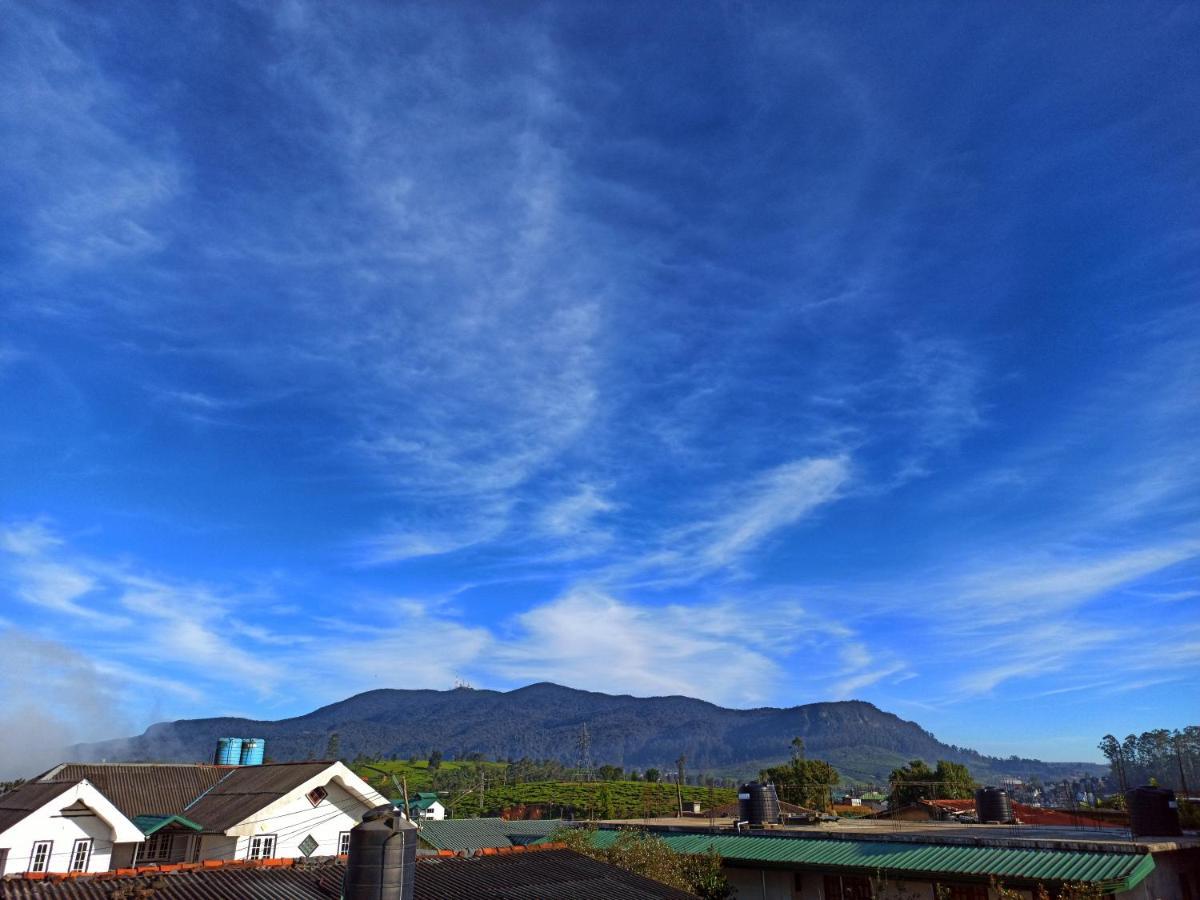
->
(306, 785), (328, 806)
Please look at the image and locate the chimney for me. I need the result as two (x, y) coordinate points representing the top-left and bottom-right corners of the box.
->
(343, 804), (418, 900)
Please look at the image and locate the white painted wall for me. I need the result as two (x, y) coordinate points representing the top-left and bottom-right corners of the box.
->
(0, 783), (143, 876)
(0, 809), (115, 875)
(240, 779), (367, 859)
(196, 779), (378, 861)
(417, 801), (446, 821)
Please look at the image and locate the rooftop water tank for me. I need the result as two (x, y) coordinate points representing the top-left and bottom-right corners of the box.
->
(240, 738), (265, 766)
(215, 737), (243, 766)
(738, 782), (781, 827)
(1127, 786), (1182, 837)
(975, 787), (1014, 824)
(343, 805), (418, 900)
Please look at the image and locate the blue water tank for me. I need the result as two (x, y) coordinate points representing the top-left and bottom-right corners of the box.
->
(240, 738), (266, 766)
(215, 737), (243, 765)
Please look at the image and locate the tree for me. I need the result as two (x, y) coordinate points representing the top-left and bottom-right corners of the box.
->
(645, 768), (661, 783)
(551, 827), (732, 899)
(1099, 735), (1128, 794)
(324, 732), (341, 760)
(889, 759), (935, 806)
(933, 760), (976, 799)
(597, 765), (624, 782)
(761, 756), (840, 811)
(428, 749), (443, 772)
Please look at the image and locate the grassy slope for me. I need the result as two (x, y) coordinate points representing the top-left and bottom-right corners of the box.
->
(353, 759), (736, 819)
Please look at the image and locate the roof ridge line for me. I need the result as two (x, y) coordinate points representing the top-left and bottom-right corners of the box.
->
(183, 766), (241, 813)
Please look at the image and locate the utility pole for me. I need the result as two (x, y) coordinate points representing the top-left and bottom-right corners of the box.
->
(479, 765), (486, 817)
(675, 755), (686, 818)
(360, 764), (412, 828)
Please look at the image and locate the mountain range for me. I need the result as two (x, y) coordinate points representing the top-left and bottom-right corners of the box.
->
(73, 683), (1106, 783)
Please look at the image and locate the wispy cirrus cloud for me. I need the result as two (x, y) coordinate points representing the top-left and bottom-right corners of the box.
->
(0, 3), (181, 270)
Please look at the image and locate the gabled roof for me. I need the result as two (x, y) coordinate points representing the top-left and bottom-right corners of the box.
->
(36, 764), (231, 820)
(0, 782), (77, 835)
(0, 847), (698, 899)
(0, 780), (145, 845)
(132, 814), (204, 836)
(418, 817), (565, 851)
(181, 762), (339, 833)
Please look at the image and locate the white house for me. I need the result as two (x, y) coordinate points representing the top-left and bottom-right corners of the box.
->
(179, 760), (390, 862)
(407, 793), (447, 821)
(0, 779), (145, 875)
(19, 760), (389, 868)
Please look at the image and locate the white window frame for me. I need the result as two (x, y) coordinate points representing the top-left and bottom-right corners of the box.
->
(338, 831), (351, 855)
(141, 832), (173, 861)
(306, 785), (328, 807)
(248, 834), (277, 860)
(69, 838), (93, 873)
(28, 841), (53, 874)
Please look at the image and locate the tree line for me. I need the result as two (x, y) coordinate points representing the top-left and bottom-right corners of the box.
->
(1099, 726), (1199, 795)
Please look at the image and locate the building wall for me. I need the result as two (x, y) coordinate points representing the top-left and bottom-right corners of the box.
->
(0, 808), (117, 875)
(197, 833), (240, 861)
(197, 780), (371, 862)
(1116, 848), (1200, 900)
(729, 867), (1036, 900)
(726, 866), (795, 899)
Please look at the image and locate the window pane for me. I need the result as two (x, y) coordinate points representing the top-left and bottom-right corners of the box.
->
(30, 842), (52, 873)
(70, 840), (92, 872)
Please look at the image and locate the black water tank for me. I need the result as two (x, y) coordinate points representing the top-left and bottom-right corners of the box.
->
(738, 782), (781, 827)
(974, 787), (1014, 824)
(1127, 786), (1182, 837)
(343, 805), (418, 900)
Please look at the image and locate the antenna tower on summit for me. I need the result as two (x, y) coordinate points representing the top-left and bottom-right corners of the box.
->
(574, 723), (595, 782)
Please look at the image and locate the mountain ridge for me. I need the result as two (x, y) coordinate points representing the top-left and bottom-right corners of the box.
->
(71, 682), (1105, 783)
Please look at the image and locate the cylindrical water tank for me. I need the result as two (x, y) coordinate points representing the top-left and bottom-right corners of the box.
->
(343, 805), (417, 900)
(240, 738), (265, 766)
(215, 737), (243, 766)
(974, 787), (1014, 824)
(738, 782), (781, 827)
(1127, 786), (1182, 837)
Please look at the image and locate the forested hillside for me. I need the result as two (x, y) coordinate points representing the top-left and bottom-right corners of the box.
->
(70, 682), (1105, 783)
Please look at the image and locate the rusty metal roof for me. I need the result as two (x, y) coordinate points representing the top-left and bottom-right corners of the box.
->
(0, 850), (698, 899)
(180, 762), (334, 832)
(33, 762), (337, 833)
(37, 765), (231, 821)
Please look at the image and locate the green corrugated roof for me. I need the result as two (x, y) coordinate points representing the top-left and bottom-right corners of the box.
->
(132, 813), (203, 835)
(418, 817), (566, 851)
(580, 831), (1155, 893)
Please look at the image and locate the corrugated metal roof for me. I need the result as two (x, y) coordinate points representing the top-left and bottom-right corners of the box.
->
(132, 814), (204, 835)
(181, 762), (333, 832)
(0, 850), (698, 899)
(0, 782), (78, 835)
(418, 818), (566, 851)
(37, 765), (230, 820)
(583, 830), (1155, 892)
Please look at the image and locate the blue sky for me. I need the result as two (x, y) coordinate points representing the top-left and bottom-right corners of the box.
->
(1, 0), (1197, 773)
